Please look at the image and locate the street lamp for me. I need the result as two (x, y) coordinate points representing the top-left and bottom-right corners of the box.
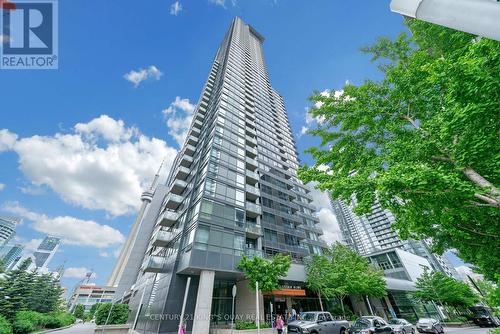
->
(390, 0), (500, 41)
(231, 284), (237, 334)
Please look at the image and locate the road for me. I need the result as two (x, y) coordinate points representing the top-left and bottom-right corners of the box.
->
(51, 323), (95, 334)
(443, 326), (492, 334)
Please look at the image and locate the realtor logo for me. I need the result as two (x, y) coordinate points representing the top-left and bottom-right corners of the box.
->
(1, 0), (58, 69)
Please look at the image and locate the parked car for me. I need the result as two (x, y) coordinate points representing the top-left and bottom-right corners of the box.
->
(388, 318), (415, 334)
(469, 306), (500, 327)
(349, 316), (394, 334)
(416, 318), (444, 333)
(287, 311), (349, 334)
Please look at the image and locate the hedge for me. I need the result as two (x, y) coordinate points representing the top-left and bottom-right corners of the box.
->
(12, 311), (75, 334)
(95, 303), (129, 326)
(0, 316), (12, 334)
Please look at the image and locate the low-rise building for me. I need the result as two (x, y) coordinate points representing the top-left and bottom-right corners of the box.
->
(68, 284), (116, 313)
(351, 249), (441, 322)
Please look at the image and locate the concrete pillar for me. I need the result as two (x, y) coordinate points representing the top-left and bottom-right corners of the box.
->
(192, 270), (215, 334)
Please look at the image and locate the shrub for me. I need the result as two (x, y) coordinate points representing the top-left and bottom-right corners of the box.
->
(13, 311), (44, 334)
(42, 312), (75, 329)
(12, 320), (34, 334)
(234, 321), (270, 330)
(444, 315), (467, 323)
(0, 316), (12, 334)
(95, 303), (129, 325)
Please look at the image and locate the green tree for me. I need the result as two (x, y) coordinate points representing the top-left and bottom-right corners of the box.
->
(237, 254), (291, 292)
(414, 269), (477, 311)
(305, 254), (336, 311)
(474, 277), (500, 310)
(89, 303), (102, 318)
(73, 304), (85, 320)
(0, 259), (34, 319)
(298, 20), (500, 280)
(327, 244), (386, 315)
(94, 304), (129, 326)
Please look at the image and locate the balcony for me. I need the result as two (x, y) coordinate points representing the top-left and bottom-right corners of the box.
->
(165, 193), (183, 210)
(245, 223), (263, 238)
(170, 179), (187, 195)
(245, 157), (258, 171)
(142, 255), (165, 273)
(186, 135), (198, 146)
(246, 146), (257, 159)
(185, 144), (196, 156)
(174, 166), (190, 180)
(246, 202), (262, 218)
(193, 119), (203, 129)
(151, 229), (176, 247)
(245, 135), (257, 147)
(245, 185), (260, 201)
(244, 248), (263, 258)
(195, 112), (204, 122)
(191, 126), (201, 137)
(179, 155), (193, 168)
(245, 170), (259, 185)
(158, 210), (179, 227)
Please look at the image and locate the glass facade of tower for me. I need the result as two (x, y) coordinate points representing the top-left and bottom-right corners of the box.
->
(331, 197), (458, 278)
(127, 17), (326, 334)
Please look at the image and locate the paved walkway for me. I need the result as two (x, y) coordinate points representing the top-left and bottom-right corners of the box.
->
(443, 326), (492, 334)
(50, 323), (96, 334)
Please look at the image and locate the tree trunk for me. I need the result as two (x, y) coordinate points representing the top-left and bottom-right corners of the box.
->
(318, 291), (324, 311)
(340, 296), (345, 318)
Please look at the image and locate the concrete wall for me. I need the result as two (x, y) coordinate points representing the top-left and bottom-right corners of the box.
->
(235, 279), (264, 323)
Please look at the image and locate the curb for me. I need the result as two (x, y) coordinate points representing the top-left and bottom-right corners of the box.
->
(34, 324), (74, 334)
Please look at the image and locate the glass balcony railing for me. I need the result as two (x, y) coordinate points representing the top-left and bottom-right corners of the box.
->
(245, 157), (258, 170)
(174, 166), (190, 180)
(245, 185), (260, 199)
(165, 193), (183, 210)
(142, 255), (165, 273)
(246, 202), (262, 218)
(151, 230), (176, 247)
(158, 210), (179, 227)
(179, 155), (193, 167)
(170, 179), (187, 195)
(245, 170), (259, 184)
(244, 248), (263, 258)
(245, 222), (263, 237)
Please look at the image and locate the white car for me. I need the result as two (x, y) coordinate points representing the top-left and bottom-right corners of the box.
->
(416, 318), (444, 334)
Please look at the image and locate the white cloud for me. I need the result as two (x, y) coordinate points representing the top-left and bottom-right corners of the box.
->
(301, 89), (344, 135)
(75, 115), (138, 142)
(3, 202), (125, 248)
(24, 238), (43, 252)
(0, 183), (5, 191)
(0, 115), (177, 216)
(170, 1), (182, 15)
(162, 96), (196, 147)
(123, 65), (163, 87)
(0, 129), (18, 152)
(99, 250), (110, 257)
(64, 267), (97, 279)
(19, 185), (45, 196)
(308, 184), (342, 245)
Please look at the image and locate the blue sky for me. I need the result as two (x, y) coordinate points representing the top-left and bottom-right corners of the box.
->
(0, 0), (446, 292)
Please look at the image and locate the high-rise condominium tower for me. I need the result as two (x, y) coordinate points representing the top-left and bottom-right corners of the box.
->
(33, 236), (60, 269)
(0, 217), (19, 247)
(125, 17), (326, 334)
(331, 198), (458, 278)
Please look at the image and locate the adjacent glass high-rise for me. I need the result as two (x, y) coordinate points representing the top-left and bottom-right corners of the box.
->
(125, 17), (326, 334)
(33, 236), (60, 269)
(0, 217), (19, 247)
(331, 198), (458, 278)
